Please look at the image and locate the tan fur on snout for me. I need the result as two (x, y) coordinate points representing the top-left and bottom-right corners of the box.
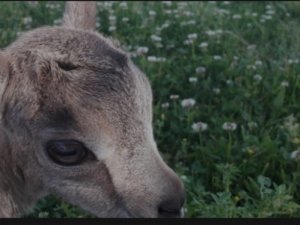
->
(0, 2), (185, 218)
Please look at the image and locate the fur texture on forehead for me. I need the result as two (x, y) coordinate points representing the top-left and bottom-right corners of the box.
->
(1, 26), (141, 134)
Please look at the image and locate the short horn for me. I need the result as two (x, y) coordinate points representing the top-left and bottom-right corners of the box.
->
(63, 1), (97, 30)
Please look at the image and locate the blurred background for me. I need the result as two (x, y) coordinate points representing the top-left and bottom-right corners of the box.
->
(1, 1), (300, 218)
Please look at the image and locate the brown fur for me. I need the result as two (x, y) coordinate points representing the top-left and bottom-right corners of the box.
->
(0, 2), (185, 218)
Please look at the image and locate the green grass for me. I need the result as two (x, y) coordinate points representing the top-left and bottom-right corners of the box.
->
(1, 1), (300, 218)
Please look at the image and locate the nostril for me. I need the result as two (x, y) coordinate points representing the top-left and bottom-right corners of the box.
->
(158, 206), (181, 217)
(158, 200), (184, 218)
(157, 167), (186, 218)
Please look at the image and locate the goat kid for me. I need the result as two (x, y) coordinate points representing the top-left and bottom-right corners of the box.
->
(0, 1), (185, 218)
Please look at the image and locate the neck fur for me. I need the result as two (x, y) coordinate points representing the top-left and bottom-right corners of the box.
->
(0, 127), (42, 218)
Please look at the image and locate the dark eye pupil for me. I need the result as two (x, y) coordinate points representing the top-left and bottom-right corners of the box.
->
(46, 140), (88, 166)
(57, 61), (79, 71)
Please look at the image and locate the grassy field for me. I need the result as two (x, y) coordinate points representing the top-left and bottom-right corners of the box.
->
(1, 1), (300, 218)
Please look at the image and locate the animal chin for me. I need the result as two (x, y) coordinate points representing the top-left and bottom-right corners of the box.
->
(96, 208), (133, 218)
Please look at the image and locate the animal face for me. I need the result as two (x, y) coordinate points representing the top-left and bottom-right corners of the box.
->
(0, 2), (185, 218)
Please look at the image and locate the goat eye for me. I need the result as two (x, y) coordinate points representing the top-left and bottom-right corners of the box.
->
(46, 140), (88, 166)
(57, 61), (79, 71)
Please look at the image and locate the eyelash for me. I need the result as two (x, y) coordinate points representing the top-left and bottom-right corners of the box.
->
(57, 61), (80, 71)
(45, 140), (96, 166)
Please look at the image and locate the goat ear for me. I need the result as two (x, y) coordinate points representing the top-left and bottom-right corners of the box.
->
(63, 1), (97, 30)
(0, 52), (10, 98)
(0, 51), (9, 82)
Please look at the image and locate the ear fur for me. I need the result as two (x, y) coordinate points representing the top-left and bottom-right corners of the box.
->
(0, 52), (8, 80)
(63, 1), (97, 31)
(0, 52), (9, 98)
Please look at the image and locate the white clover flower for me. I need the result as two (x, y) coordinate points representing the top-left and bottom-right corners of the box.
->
(27, 1), (38, 7)
(217, 9), (230, 16)
(282, 114), (299, 138)
(247, 65), (257, 70)
(122, 17), (129, 22)
(192, 122), (208, 132)
(166, 44), (175, 50)
(170, 95), (179, 100)
(184, 207), (188, 214)
(260, 18), (266, 23)
(262, 14), (272, 20)
(216, 29), (223, 35)
(195, 66), (206, 74)
(163, 1), (172, 6)
(147, 56), (166, 62)
(266, 4), (273, 10)
(161, 102), (170, 108)
(281, 81), (289, 87)
(232, 14), (242, 20)
(213, 88), (221, 94)
(96, 21), (101, 28)
(149, 10), (157, 16)
(187, 20), (196, 25)
(181, 98), (196, 108)
(173, 9), (179, 14)
(233, 56), (239, 61)
(164, 9), (172, 15)
(213, 55), (222, 60)
(266, 10), (275, 15)
(199, 42), (208, 49)
(184, 11), (194, 17)
(104, 2), (113, 8)
(184, 39), (194, 45)
(119, 2), (128, 8)
(247, 45), (256, 51)
(245, 11), (251, 17)
(248, 121), (258, 129)
(150, 34), (162, 42)
(226, 79), (233, 85)
(23, 16), (33, 26)
(223, 1), (231, 5)
(222, 122), (237, 131)
(155, 26), (163, 33)
(187, 33), (198, 40)
(108, 26), (116, 32)
(147, 56), (157, 62)
(109, 15), (116, 22)
(157, 57), (166, 62)
(180, 21), (188, 27)
(38, 212), (50, 218)
(253, 74), (262, 82)
(180, 175), (188, 182)
(161, 22), (170, 29)
(129, 52), (137, 58)
(252, 13), (258, 17)
(155, 43), (163, 48)
(53, 18), (62, 25)
(255, 60), (263, 66)
(288, 59), (299, 64)
(205, 30), (217, 36)
(189, 77), (198, 83)
(16, 31), (24, 37)
(136, 47), (149, 55)
(291, 150), (300, 161)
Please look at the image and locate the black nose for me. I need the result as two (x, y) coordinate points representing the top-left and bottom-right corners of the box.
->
(158, 201), (184, 218)
(157, 183), (186, 218)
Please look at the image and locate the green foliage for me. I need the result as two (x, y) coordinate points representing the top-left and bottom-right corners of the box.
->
(1, 1), (300, 218)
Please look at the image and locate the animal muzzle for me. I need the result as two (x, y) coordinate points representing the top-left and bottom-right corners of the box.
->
(156, 166), (186, 218)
